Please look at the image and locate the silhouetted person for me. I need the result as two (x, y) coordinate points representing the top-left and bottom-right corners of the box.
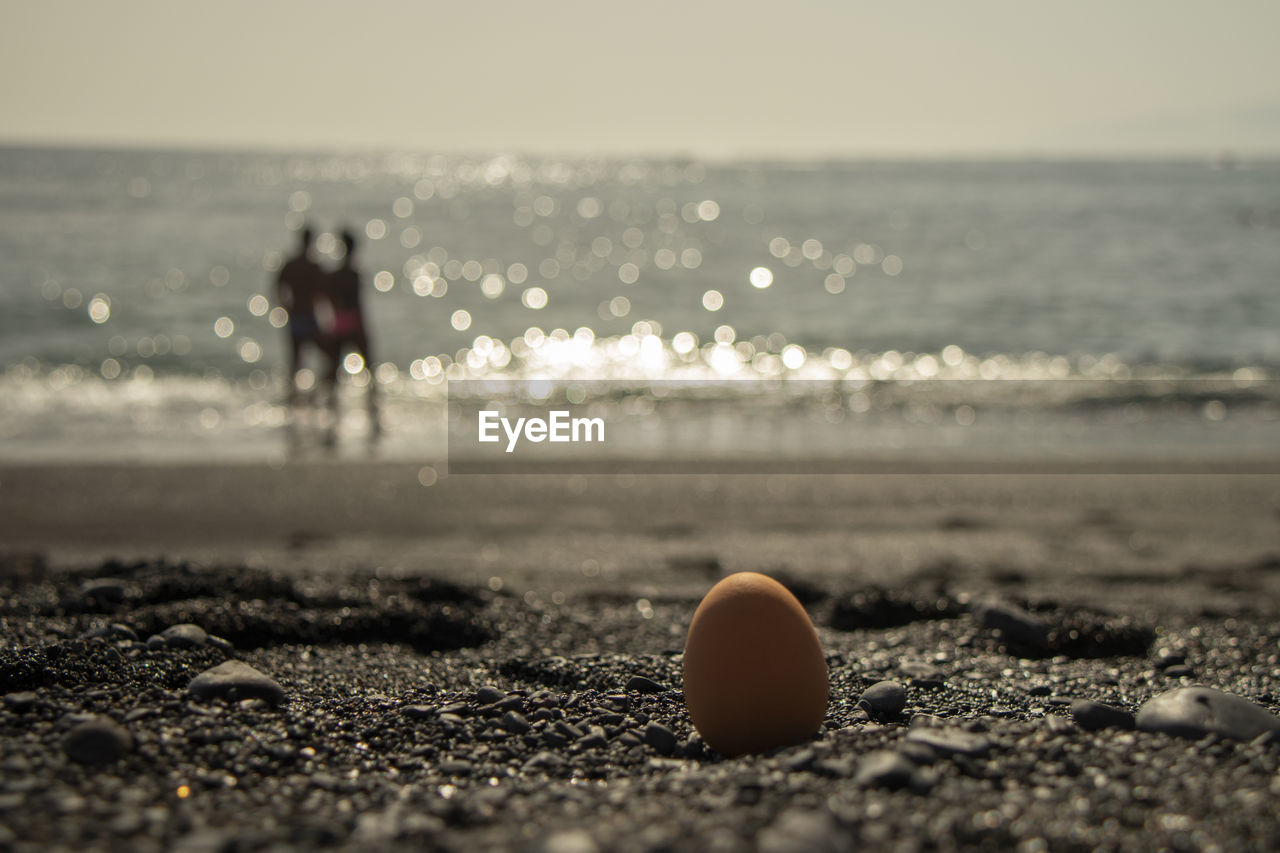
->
(274, 226), (332, 403)
(324, 228), (380, 435)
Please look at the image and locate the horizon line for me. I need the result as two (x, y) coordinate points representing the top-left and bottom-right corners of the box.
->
(2, 136), (1278, 165)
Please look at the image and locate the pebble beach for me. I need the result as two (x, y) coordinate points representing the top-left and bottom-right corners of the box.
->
(2, 462), (1279, 850)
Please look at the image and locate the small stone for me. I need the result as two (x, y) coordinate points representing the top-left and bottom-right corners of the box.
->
(1136, 687), (1280, 741)
(401, 705), (435, 720)
(146, 635), (166, 650)
(973, 601), (1051, 651)
(858, 681), (907, 718)
(553, 720), (584, 740)
(3, 692), (39, 713)
(854, 751), (917, 788)
(63, 716), (133, 764)
(83, 623), (138, 642)
(1153, 649), (1186, 669)
(529, 690), (563, 708)
(475, 686), (505, 705)
(783, 747), (817, 771)
(1162, 665), (1195, 679)
(643, 722), (678, 756)
(905, 727), (992, 757)
(81, 578), (129, 603)
(160, 623), (209, 648)
(207, 635), (234, 652)
(188, 660), (285, 705)
(499, 710), (531, 734)
(1070, 700), (1135, 731)
(438, 759), (472, 776)
(625, 675), (665, 694)
(493, 695), (525, 713)
(577, 727), (608, 749)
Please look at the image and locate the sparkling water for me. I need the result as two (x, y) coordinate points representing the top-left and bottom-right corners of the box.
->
(2, 147), (1278, 461)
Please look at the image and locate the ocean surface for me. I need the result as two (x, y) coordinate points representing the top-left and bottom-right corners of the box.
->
(1, 147), (1278, 463)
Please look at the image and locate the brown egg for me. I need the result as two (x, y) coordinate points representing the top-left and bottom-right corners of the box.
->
(682, 572), (828, 756)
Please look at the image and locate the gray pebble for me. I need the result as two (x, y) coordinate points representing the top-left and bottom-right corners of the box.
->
(80, 578), (129, 603)
(1136, 686), (1280, 741)
(500, 710), (531, 734)
(159, 623), (209, 648)
(577, 727), (608, 749)
(905, 727), (992, 757)
(783, 747), (817, 772)
(973, 601), (1051, 650)
(3, 691), (39, 713)
(207, 635), (234, 652)
(83, 623), (138, 642)
(188, 660), (285, 705)
(858, 680), (907, 718)
(554, 720), (585, 740)
(438, 759), (472, 775)
(854, 750), (917, 788)
(475, 686), (505, 705)
(642, 722), (677, 756)
(523, 751), (565, 772)
(493, 695), (525, 713)
(625, 675), (664, 694)
(63, 716), (133, 764)
(1070, 700), (1135, 731)
(400, 705), (435, 720)
(1162, 665), (1195, 679)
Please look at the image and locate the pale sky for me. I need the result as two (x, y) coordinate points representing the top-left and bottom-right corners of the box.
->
(3, 0), (1279, 156)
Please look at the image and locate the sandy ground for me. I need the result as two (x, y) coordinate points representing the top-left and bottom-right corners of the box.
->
(3, 460), (1280, 609)
(2, 460), (1280, 851)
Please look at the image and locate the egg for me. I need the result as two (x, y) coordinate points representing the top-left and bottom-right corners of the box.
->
(682, 572), (828, 756)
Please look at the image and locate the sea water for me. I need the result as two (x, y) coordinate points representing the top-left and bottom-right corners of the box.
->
(1, 147), (1278, 463)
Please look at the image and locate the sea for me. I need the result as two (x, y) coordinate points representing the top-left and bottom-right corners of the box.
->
(1, 147), (1278, 466)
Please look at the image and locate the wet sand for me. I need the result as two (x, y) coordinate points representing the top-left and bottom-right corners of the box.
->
(3, 460), (1279, 607)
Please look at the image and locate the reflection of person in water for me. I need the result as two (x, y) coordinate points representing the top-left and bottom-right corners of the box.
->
(324, 228), (380, 434)
(274, 226), (331, 403)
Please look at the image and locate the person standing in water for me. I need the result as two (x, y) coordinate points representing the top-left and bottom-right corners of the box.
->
(274, 225), (332, 403)
(324, 228), (380, 436)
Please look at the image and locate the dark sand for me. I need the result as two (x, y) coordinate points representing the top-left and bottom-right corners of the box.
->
(2, 461), (1279, 850)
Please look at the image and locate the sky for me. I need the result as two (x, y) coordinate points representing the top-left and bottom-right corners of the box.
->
(3, 0), (1279, 157)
